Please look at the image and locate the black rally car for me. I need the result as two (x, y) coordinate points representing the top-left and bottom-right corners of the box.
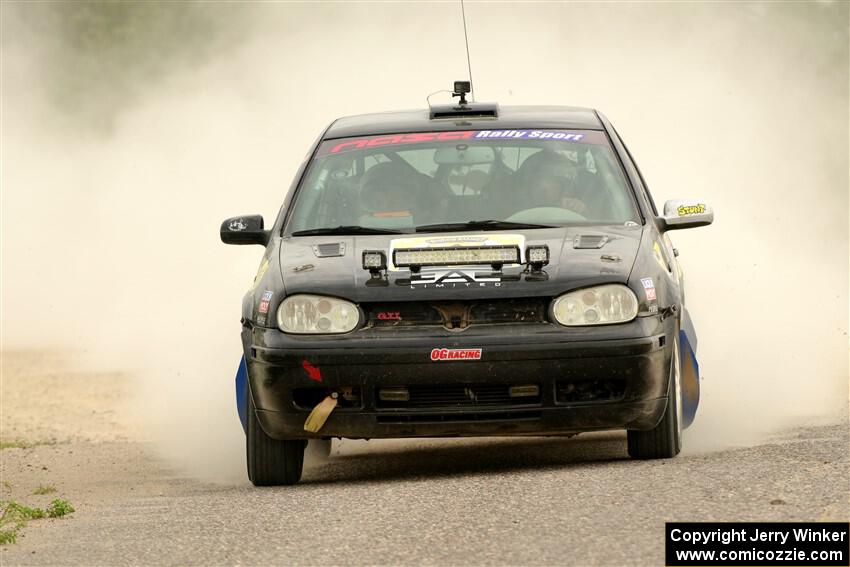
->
(222, 84), (713, 485)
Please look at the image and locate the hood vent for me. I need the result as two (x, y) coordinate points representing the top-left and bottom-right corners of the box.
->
(573, 235), (609, 249)
(312, 242), (346, 258)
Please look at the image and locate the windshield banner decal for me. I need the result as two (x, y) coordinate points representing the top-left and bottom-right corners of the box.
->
(320, 130), (602, 155)
(472, 130), (583, 141)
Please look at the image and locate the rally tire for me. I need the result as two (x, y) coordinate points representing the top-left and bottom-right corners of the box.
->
(627, 336), (682, 459)
(247, 388), (306, 486)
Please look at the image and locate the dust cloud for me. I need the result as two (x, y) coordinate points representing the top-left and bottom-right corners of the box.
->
(1, 2), (847, 480)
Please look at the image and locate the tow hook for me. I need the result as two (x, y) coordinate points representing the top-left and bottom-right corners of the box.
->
(304, 392), (338, 433)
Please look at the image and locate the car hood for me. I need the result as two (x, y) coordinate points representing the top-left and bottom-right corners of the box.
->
(278, 225), (642, 302)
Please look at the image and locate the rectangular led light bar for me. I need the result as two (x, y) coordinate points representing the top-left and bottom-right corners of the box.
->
(393, 246), (520, 268)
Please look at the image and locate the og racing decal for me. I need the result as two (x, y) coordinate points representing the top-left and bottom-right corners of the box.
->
(430, 348), (482, 361)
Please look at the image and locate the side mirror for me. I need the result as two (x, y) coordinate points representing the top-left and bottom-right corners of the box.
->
(220, 215), (269, 246)
(660, 200), (714, 231)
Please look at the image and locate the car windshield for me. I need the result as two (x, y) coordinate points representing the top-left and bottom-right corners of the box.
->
(286, 129), (640, 234)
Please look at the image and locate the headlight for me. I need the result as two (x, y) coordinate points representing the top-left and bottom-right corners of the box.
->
(552, 284), (638, 326)
(277, 295), (360, 334)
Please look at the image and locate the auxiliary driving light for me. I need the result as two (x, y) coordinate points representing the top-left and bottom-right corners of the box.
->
(526, 245), (550, 266)
(362, 250), (387, 271)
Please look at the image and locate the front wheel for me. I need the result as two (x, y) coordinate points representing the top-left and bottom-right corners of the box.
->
(627, 336), (682, 459)
(247, 388), (306, 486)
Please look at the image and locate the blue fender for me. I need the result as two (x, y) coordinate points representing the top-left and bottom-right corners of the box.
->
(236, 355), (248, 434)
(679, 308), (701, 429)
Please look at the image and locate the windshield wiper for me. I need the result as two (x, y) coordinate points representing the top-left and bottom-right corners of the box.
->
(415, 220), (556, 233)
(291, 225), (405, 236)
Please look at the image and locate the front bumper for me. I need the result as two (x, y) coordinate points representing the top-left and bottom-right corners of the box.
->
(243, 317), (673, 440)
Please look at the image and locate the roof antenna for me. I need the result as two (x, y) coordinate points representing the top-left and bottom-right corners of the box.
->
(460, 0), (475, 103)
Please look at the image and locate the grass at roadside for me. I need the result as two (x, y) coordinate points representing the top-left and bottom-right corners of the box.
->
(0, 439), (59, 450)
(0, 498), (75, 545)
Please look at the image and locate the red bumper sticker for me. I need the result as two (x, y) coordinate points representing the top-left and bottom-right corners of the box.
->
(430, 348), (482, 361)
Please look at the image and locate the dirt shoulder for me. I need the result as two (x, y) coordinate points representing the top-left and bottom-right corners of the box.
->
(1, 351), (144, 445)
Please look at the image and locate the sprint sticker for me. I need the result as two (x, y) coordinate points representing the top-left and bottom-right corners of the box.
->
(677, 204), (706, 216)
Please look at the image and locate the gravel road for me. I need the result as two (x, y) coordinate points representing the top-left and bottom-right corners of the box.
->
(1, 353), (847, 566)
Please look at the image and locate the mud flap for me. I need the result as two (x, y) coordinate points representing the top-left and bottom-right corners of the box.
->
(679, 308), (701, 429)
(236, 355), (248, 434)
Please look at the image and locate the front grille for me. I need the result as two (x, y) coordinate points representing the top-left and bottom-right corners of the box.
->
(376, 383), (541, 409)
(377, 410), (541, 423)
(556, 379), (626, 403)
(293, 386), (362, 410)
(364, 297), (549, 330)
